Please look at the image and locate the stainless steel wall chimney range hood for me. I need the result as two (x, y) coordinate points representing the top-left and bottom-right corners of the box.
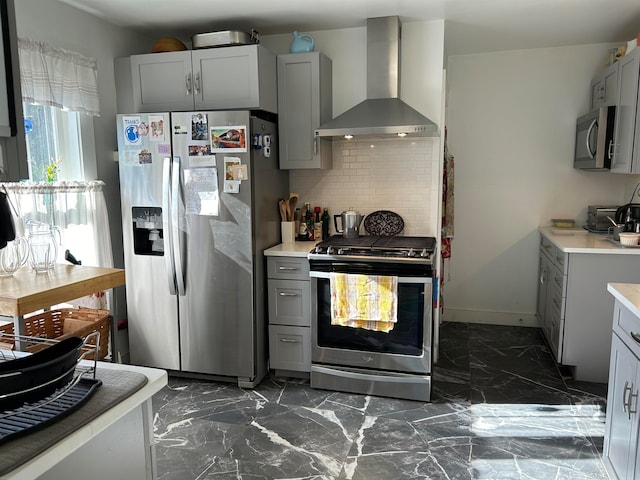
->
(315, 16), (439, 139)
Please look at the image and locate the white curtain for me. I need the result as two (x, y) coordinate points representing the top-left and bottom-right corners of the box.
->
(18, 37), (100, 116)
(1, 181), (112, 308)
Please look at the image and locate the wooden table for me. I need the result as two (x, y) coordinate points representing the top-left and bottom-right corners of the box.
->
(0, 264), (125, 338)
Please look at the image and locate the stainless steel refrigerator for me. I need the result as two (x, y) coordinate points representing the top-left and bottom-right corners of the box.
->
(117, 110), (288, 387)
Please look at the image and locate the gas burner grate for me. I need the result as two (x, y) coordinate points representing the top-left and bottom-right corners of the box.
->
(0, 377), (101, 445)
(313, 235), (436, 254)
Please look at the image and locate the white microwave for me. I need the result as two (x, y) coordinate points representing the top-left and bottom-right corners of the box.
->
(574, 106), (615, 170)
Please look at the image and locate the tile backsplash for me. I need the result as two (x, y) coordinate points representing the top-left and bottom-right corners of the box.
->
(289, 136), (441, 236)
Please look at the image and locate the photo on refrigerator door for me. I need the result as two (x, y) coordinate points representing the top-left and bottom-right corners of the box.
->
(210, 125), (247, 153)
(191, 113), (208, 140)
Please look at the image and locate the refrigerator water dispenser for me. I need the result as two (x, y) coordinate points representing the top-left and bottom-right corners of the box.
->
(132, 207), (164, 255)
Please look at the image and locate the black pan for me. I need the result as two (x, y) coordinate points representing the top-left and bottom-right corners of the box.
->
(0, 336), (83, 410)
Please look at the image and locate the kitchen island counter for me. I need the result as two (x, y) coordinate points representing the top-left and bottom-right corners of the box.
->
(264, 241), (317, 258)
(1, 361), (167, 480)
(539, 226), (640, 254)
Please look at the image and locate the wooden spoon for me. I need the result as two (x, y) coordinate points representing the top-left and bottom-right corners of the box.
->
(278, 199), (287, 222)
(288, 196), (298, 221)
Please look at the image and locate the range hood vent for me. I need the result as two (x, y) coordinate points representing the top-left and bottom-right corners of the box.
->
(315, 16), (439, 139)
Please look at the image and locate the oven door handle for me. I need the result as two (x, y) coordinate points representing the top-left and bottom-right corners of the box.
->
(309, 270), (432, 284)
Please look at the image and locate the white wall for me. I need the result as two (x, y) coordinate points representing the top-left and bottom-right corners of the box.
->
(14, 0), (153, 334)
(445, 44), (632, 326)
(262, 21), (445, 235)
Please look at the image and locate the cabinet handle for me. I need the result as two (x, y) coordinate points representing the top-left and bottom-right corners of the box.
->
(607, 140), (614, 160)
(194, 72), (201, 95)
(629, 388), (639, 419)
(278, 266), (298, 271)
(631, 332), (640, 344)
(278, 292), (298, 297)
(280, 338), (299, 343)
(186, 73), (192, 95)
(313, 136), (318, 155)
(623, 380), (633, 417)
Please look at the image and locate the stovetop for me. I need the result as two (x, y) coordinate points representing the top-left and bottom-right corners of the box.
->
(308, 235), (436, 263)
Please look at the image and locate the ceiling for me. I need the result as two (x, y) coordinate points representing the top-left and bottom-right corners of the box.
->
(57, 0), (640, 56)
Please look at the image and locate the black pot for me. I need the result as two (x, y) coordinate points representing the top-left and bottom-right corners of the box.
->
(0, 336), (83, 410)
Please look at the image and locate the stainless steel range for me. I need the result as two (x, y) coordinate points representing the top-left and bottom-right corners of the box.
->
(308, 235), (435, 402)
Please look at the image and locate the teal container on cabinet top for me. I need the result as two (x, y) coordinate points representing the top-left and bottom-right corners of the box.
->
(289, 31), (314, 53)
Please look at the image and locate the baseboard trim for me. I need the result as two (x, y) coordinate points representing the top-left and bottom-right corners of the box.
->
(441, 308), (540, 328)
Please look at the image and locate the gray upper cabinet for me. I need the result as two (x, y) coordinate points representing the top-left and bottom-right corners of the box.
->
(610, 48), (640, 173)
(277, 52), (332, 169)
(122, 45), (277, 114)
(590, 61), (618, 109)
(130, 51), (193, 112)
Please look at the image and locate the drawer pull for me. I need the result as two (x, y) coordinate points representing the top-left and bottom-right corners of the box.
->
(278, 292), (298, 297)
(280, 338), (299, 343)
(278, 266), (298, 271)
(631, 332), (640, 345)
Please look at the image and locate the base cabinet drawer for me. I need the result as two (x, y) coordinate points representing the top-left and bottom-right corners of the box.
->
(268, 279), (310, 326)
(268, 325), (311, 371)
(267, 257), (310, 280)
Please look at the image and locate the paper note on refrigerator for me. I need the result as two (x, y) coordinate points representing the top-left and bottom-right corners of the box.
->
(184, 168), (219, 216)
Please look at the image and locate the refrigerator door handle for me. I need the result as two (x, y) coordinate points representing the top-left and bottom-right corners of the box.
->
(171, 156), (187, 296)
(162, 156), (177, 295)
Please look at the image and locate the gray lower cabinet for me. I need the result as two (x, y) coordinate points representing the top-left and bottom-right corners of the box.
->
(116, 45), (277, 114)
(267, 256), (311, 372)
(277, 52), (332, 169)
(536, 235), (566, 361)
(536, 232), (640, 382)
(604, 299), (640, 480)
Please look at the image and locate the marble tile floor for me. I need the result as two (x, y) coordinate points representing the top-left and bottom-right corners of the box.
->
(152, 322), (610, 479)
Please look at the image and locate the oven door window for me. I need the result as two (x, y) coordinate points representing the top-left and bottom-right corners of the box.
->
(315, 277), (425, 356)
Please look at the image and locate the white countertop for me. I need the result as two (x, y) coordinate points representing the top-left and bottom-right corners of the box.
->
(264, 241), (318, 257)
(4, 361), (167, 480)
(539, 226), (640, 254)
(608, 283), (640, 317)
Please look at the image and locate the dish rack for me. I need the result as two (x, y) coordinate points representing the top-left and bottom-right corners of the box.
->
(0, 332), (102, 444)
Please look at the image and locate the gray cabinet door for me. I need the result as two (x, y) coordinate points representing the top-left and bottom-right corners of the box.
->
(277, 52), (333, 169)
(192, 45), (277, 113)
(131, 51), (194, 112)
(610, 49), (640, 173)
(591, 62), (619, 109)
(604, 333), (639, 480)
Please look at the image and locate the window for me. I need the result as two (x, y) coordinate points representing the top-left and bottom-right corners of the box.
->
(22, 102), (95, 182)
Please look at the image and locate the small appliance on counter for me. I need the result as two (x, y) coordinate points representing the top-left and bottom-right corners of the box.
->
(587, 205), (620, 232)
(615, 203), (640, 232)
(334, 210), (363, 239)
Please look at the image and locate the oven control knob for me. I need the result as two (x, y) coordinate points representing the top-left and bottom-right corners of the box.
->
(327, 246), (335, 255)
(314, 245), (323, 254)
(338, 248), (345, 255)
(408, 248), (415, 257)
(420, 248), (428, 257)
